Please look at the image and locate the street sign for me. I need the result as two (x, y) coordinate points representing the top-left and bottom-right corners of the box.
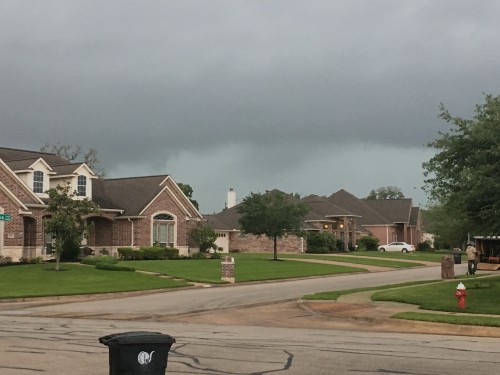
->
(0, 214), (11, 221)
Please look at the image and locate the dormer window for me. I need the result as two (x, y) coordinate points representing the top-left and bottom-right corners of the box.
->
(77, 175), (87, 196)
(33, 171), (44, 193)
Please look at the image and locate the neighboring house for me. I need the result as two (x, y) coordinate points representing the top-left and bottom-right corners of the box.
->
(328, 189), (422, 246)
(0, 147), (203, 261)
(206, 189), (422, 253)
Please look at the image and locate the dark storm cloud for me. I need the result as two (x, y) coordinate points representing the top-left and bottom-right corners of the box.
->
(1, 1), (500, 211)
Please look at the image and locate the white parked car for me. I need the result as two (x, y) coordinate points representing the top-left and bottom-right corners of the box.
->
(378, 242), (415, 253)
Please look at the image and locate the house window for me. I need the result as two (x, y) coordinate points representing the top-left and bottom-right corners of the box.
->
(33, 171), (44, 193)
(77, 175), (87, 196)
(152, 213), (175, 247)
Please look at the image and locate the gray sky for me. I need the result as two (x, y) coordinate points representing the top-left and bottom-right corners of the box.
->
(2, 1), (499, 213)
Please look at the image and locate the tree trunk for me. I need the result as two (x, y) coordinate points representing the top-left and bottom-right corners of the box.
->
(273, 236), (278, 260)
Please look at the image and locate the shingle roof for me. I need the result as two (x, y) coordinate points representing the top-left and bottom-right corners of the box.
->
(328, 189), (393, 225)
(92, 175), (169, 216)
(301, 194), (356, 218)
(0, 147), (69, 166)
(363, 198), (413, 223)
(4, 158), (41, 171)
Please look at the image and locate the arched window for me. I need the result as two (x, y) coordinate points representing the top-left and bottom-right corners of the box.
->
(152, 213), (175, 247)
(77, 175), (87, 196)
(33, 171), (44, 193)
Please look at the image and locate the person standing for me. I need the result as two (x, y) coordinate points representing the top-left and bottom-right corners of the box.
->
(466, 243), (478, 275)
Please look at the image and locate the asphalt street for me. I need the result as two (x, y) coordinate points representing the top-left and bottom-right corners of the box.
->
(1, 316), (500, 375)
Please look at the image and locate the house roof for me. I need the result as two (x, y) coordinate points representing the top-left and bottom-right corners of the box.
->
(92, 175), (171, 216)
(301, 194), (357, 218)
(0, 147), (69, 167)
(363, 198), (413, 224)
(328, 189), (393, 225)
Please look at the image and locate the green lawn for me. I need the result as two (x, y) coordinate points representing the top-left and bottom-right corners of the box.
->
(0, 263), (190, 299)
(121, 254), (366, 283)
(280, 253), (423, 268)
(346, 250), (459, 263)
(372, 277), (500, 314)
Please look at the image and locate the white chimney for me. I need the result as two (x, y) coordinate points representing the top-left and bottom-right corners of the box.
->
(227, 188), (236, 209)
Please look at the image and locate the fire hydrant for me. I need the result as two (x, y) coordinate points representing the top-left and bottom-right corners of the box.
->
(455, 282), (467, 309)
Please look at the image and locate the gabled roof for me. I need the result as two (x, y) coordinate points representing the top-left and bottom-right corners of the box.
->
(51, 163), (97, 178)
(328, 189), (392, 225)
(301, 194), (357, 218)
(92, 175), (169, 216)
(4, 157), (53, 172)
(205, 205), (242, 230)
(0, 147), (69, 167)
(92, 175), (201, 218)
(409, 206), (420, 226)
(363, 198), (413, 224)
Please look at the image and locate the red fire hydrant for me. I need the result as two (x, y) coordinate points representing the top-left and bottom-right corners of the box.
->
(455, 282), (467, 309)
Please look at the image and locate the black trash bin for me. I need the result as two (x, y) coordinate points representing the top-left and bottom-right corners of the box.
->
(453, 249), (462, 264)
(99, 331), (175, 375)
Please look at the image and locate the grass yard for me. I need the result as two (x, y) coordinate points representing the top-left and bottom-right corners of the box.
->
(280, 253), (424, 268)
(346, 250), (458, 263)
(121, 254), (366, 283)
(372, 276), (500, 314)
(0, 263), (190, 299)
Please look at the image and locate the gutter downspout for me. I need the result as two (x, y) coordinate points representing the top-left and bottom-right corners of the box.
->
(128, 218), (134, 247)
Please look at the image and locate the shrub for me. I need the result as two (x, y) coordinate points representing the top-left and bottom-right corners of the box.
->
(81, 255), (118, 266)
(307, 232), (337, 252)
(61, 237), (81, 261)
(100, 248), (110, 255)
(191, 252), (206, 259)
(132, 249), (145, 260)
(95, 263), (135, 272)
(417, 241), (432, 251)
(358, 236), (380, 251)
(117, 247), (134, 260)
(0, 256), (13, 265)
(306, 246), (330, 254)
(29, 256), (44, 264)
(165, 247), (179, 259)
(141, 247), (166, 260)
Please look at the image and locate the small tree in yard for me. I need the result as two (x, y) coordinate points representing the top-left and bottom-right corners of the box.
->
(44, 183), (100, 270)
(237, 190), (309, 261)
(191, 225), (217, 253)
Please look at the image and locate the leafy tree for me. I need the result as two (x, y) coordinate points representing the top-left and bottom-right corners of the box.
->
(423, 94), (500, 235)
(44, 183), (100, 270)
(237, 190), (309, 260)
(191, 224), (217, 253)
(421, 205), (469, 249)
(366, 186), (405, 199)
(177, 182), (199, 210)
(41, 142), (106, 177)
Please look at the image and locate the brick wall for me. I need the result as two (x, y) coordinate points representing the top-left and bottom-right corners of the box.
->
(228, 232), (306, 253)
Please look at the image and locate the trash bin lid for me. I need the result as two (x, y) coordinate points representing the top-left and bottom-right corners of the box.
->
(99, 331), (176, 346)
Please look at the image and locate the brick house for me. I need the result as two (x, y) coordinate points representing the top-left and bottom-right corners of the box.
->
(0, 147), (202, 261)
(206, 189), (421, 253)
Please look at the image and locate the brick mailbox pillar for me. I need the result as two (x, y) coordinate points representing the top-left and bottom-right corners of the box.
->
(221, 256), (235, 283)
(441, 255), (455, 279)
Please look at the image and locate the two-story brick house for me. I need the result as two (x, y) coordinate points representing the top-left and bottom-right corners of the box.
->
(0, 147), (203, 261)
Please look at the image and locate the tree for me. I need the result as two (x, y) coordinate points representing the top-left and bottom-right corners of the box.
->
(421, 206), (469, 249)
(423, 94), (500, 235)
(41, 142), (106, 177)
(177, 182), (199, 210)
(191, 224), (217, 253)
(44, 183), (100, 270)
(366, 186), (405, 200)
(237, 190), (309, 260)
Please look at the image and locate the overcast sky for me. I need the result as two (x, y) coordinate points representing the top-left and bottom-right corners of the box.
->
(2, 1), (499, 213)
